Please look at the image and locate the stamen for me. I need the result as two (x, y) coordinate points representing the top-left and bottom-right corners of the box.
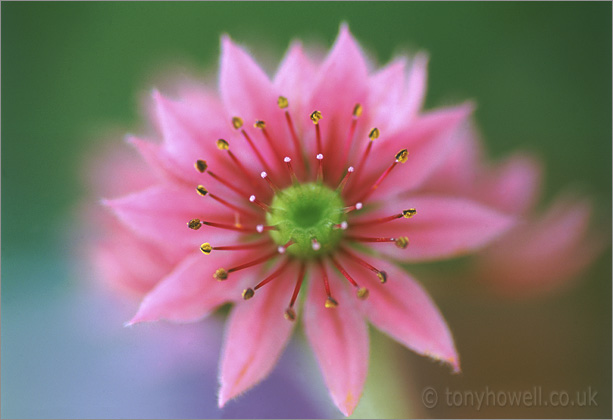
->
(249, 194), (271, 212)
(351, 128), (379, 186)
(278, 96), (306, 172)
(200, 243), (213, 254)
(329, 255), (369, 300)
(207, 191), (256, 217)
(342, 104), (362, 166)
(253, 258), (292, 290)
(318, 259), (338, 308)
(217, 138), (258, 187)
(255, 120), (283, 164)
(187, 218), (202, 230)
(284, 156), (298, 184)
(203, 239), (272, 253)
(310, 110), (323, 154)
(339, 247), (388, 284)
(394, 237), (409, 249)
(403, 208), (417, 218)
(342, 202), (363, 214)
(207, 170), (250, 198)
(196, 185), (208, 197)
(200, 220), (275, 233)
(225, 249), (279, 276)
(336, 166), (355, 193)
(316, 153), (324, 182)
(214, 268), (228, 281)
(358, 148), (409, 203)
(348, 210), (411, 227)
(311, 238), (321, 251)
(232, 116), (272, 173)
(285, 263), (306, 321)
(260, 171), (280, 193)
(194, 159), (208, 173)
(277, 239), (295, 254)
(333, 221), (349, 230)
(345, 235), (399, 243)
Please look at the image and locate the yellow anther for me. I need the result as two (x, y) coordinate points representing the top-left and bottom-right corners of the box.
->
(242, 288), (255, 300)
(187, 218), (202, 230)
(395, 237), (409, 249)
(395, 149), (409, 163)
(194, 159), (208, 173)
(216, 139), (230, 150)
(377, 271), (388, 284)
(196, 185), (208, 196)
(200, 243), (212, 254)
(357, 287), (370, 300)
(402, 208), (417, 218)
(214, 268), (228, 281)
(368, 127), (380, 141)
(325, 296), (339, 308)
(254, 120), (266, 129)
(231, 116), (243, 129)
(284, 308), (296, 321)
(277, 96), (289, 109)
(310, 110), (323, 124)
(353, 103), (363, 118)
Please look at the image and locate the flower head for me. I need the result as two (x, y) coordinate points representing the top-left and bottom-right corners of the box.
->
(102, 25), (516, 415)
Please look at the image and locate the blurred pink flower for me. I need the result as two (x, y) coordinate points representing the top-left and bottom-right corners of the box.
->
(99, 25), (518, 415)
(422, 124), (605, 298)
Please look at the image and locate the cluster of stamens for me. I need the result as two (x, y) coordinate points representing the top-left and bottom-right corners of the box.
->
(185, 96), (417, 321)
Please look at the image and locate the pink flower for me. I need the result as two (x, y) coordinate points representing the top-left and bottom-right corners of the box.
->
(422, 124), (605, 298)
(101, 25), (516, 416)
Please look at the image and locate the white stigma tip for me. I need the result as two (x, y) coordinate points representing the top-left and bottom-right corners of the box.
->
(278, 246), (286, 254)
(284, 156), (291, 163)
(256, 224), (264, 233)
(316, 153), (324, 160)
(260, 171), (267, 178)
(348, 166), (355, 172)
(340, 221), (348, 230)
(249, 195), (256, 202)
(312, 242), (321, 251)
(356, 202), (363, 210)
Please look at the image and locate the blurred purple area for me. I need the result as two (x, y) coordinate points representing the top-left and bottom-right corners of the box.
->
(1, 257), (335, 419)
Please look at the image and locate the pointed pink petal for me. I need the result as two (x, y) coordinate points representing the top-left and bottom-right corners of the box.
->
(350, 195), (516, 261)
(475, 195), (606, 297)
(401, 53), (429, 121)
(104, 185), (245, 250)
(128, 249), (266, 324)
(218, 262), (297, 406)
(219, 36), (292, 178)
(339, 254), (459, 371)
(367, 58), (407, 125)
(274, 41), (316, 111)
(418, 123), (483, 195)
(127, 136), (188, 185)
(306, 24), (370, 181)
(347, 103), (473, 200)
(477, 153), (542, 215)
(303, 268), (369, 416)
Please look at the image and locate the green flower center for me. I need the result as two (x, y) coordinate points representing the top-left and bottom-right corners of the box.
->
(266, 182), (346, 259)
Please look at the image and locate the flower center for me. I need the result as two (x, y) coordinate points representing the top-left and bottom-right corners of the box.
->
(267, 182), (346, 259)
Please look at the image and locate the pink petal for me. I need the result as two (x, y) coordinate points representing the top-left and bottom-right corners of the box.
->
(366, 57), (407, 131)
(219, 36), (288, 177)
(305, 24), (370, 181)
(347, 103), (473, 200)
(350, 195), (516, 261)
(104, 184), (246, 250)
(218, 262), (297, 406)
(128, 249), (266, 324)
(274, 41), (316, 112)
(303, 268), (369, 416)
(399, 53), (429, 123)
(475, 195), (606, 297)
(339, 254), (459, 371)
(477, 153), (542, 215)
(418, 123), (483, 195)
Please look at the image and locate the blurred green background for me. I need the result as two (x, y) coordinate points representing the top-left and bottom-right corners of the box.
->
(2, 2), (611, 418)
